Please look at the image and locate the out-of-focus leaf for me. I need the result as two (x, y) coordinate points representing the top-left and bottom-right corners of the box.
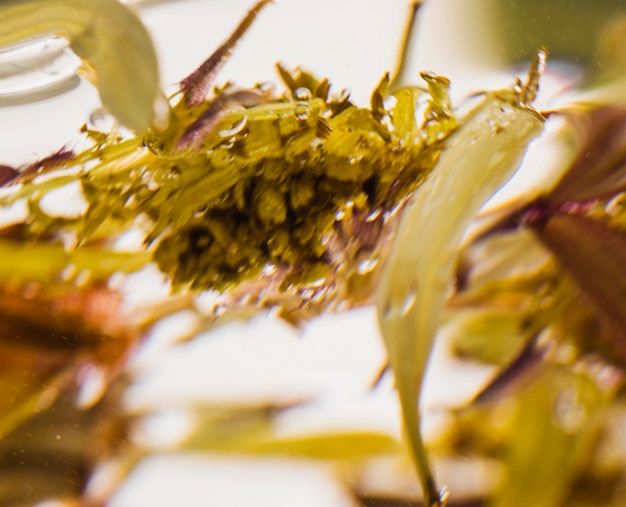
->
(0, 385), (132, 506)
(471, 333), (548, 406)
(0, 353), (71, 441)
(0, 283), (139, 439)
(490, 0), (626, 74)
(0, 0), (161, 130)
(547, 106), (626, 205)
(243, 432), (401, 460)
(488, 366), (611, 507)
(0, 239), (149, 284)
(436, 363), (616, 507)
(456, 228), (555, 304)
(0, 285), (136, 360)
(176, 404), (400, 460)
(531, 212), (626, 360)
(560, 406), (626, 507)
(176, 404), (279, 454)
(447, 309), (530, 366)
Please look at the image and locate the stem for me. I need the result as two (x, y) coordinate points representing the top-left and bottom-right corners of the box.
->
(389, 0), (423, 91)
(399, 388), (445, 507)
(179, 0), (272, 107)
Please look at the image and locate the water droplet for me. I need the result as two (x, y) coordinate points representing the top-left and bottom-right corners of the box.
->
(258, 82), (274, 94)
(366, 209), (382, 222)
(88, 108), (116, 132)
(21, 281), (40, 299)
(605, 194), (624, 216)
(333, 88), (350, 102)
(305, 277), (326, 288)
(553, 387), (587, 433)
(295, 102), (312, 120)
(75, 364), (107, 409)
(107, 271), (126, 291)
(400, 290), (417, 316)
(219, 137), (237, 150)
(75, 269), (92, 287)
(311, 288), (328, 304)
(383, 280), (418, 319)
(438, 485), (450, 504)
(218, 116), (248, 137)
(60, 264), (77, 282)
(348, 154), (364, 165)
(356, 257), (379, 275)
(298, 288), (315, 300)
(293, 87), (312, 101)
(262, 264), (277, 276)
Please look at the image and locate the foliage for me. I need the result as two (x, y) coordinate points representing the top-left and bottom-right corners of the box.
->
(0, 1), (626, 507)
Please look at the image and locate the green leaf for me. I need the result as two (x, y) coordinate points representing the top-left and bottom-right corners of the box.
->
(489, 366), (610, 507)
(377, 84), (544, 505)
(178, 404), (400, 460)
(0, 239), (149, 283)
(0, 0), (161, 130)
(448, 309), (529, 365)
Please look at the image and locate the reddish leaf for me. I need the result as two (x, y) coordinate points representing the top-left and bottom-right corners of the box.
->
(548, 106), (626, 205)
(0, 284), (138, 365)
(0, 284), (140, 438)
(0, 165), (18, 186)
(11, 147), (75, 185)
(531, 212), (626, 359)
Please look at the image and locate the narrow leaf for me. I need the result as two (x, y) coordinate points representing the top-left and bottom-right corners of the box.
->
(377, 83), (544, 505)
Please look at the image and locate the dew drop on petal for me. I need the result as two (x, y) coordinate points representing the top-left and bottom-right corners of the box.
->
(553, 387), (587, 433)
(295, 102), (312, 120)
(88, 108), (117, 132)
(356, 257), (379, 275)
(366, 209), (382, 222)
(218, 116), (248, 137)
(293, 87), (312, 101)
(383, 280), (418, 319)
(75, 364), (107, 409)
